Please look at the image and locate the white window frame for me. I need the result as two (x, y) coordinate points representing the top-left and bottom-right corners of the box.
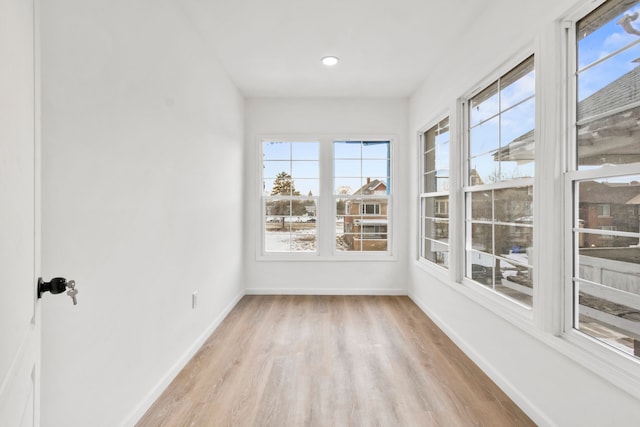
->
(333, 139), (394, 257)
(260, 140), (320, 256)
(461, 53), (536, 312)
(418, 114), (451, 272)
(257, 135), (397, 260)
(560, 0), (640, 397)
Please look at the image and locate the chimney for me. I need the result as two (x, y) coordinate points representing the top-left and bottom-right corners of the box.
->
(366, 177), (371, 184)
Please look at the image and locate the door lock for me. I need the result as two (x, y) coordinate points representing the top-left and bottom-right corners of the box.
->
(38, 277), (79, 305)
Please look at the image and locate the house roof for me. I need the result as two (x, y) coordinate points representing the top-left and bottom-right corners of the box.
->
(579, 180), (640, 204)
(353, 179), (387, 195)
(498, 63), (640, 166)
(578, 64), (640, 120)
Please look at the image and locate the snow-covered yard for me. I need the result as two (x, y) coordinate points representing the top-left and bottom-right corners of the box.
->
(265, 221), (350, 252)
(265, 230), (316, 252)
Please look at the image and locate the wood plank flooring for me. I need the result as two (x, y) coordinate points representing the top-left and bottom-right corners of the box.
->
(136, 296), (535, 426)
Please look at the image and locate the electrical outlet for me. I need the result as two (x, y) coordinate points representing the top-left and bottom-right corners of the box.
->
(192, 291), (198, 309)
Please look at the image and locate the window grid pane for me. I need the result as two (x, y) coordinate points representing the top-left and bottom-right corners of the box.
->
(465, 183), (534, 306)
(465, 55), (535, 305)
(421, 118), (450, 268)
(576, 0), (640, 169)
(263, 141), (319, 253)
(336, 197), (389, 252)
(334, 141), (391, 253)
(421, 195), (450, 266)
(572, 0), (640, 360)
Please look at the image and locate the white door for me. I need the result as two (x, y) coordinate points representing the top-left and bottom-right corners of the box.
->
(0, 0), (40, 426)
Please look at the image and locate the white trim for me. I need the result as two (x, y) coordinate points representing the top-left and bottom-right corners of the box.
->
(564, 174), (576, 332)
(410, 273), (640, 407)
(565, 162), (640, 181)
(256, 254), (398, 262)
(407, 292), (553, 427)
(560, 328), (640, 397)
(245, 288), (407, 296)
(120, 291), (244, 427)
(451, 97), (466, 284)
(460, 276), (535, 317)
(414, 258), (451, 282)
(463, 177), (534, 193)
(463, 42), (537, 103)
(419, 190), (449, 198)
(416, 109), (450, 135)
(577, 227), (639, 239)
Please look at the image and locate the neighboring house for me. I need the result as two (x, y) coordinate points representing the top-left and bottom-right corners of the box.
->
(578, 180), (640, 248)
(343, 178), (388, 251)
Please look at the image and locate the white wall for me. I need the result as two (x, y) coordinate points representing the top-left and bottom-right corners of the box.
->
(0, 1), (39, 425)
(39, 1), (245, 426)
(244, 98), (409, 294)
(408, 0), (640, 425)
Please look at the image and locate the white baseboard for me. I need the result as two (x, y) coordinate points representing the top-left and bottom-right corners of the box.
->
(407, 291), (555, 427)
(120, 291), (244, 427)
(245, 288), (408, 296)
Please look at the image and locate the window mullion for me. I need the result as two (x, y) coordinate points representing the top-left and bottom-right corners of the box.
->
(320, 137), (333, 257)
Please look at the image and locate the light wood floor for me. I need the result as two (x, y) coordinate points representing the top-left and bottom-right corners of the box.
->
(137, 296), (535, 426)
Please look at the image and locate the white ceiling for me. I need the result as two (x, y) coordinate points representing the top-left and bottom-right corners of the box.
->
(179, 0), (493, 98)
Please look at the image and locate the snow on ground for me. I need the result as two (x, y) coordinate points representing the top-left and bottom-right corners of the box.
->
(265, 224), (350, 252)
(265, 230), (316, 252)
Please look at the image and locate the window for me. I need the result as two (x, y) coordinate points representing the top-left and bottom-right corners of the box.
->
(261, 138), (393, 257)
(335, 140), (391, 253)
(568, 0), (640, 359)
(262, 141), (319, 253)
(361, 203), (381, 215)
(465, 56), (535, 307)
(597, 204), (611, 217)
(420, 117), (450, 268)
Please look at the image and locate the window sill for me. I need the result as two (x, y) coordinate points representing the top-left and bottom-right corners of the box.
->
(257, 253), (398, 262)
(534, 328), (640, 400)
(457, 277), (534, 324)
(447, 275), (640, 400)
(415, 258), (450, 282)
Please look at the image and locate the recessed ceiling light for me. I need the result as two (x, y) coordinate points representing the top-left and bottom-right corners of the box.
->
(321, 56), (339, 66)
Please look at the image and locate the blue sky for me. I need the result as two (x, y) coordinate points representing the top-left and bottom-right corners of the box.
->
(469, 64), (535, 184)
(263, 141), (391, 196)
(578, 4), (640, 100)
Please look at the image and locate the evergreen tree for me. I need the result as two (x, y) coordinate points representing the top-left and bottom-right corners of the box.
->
(271, 172), (300, 196)
(269, 171), (306, 229)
